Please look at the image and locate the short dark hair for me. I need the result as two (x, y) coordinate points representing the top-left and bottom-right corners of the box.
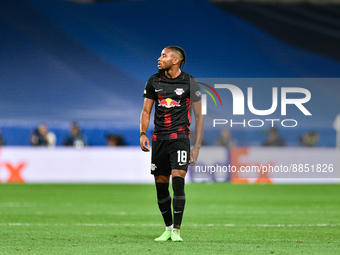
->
(166, 46), (186, 69)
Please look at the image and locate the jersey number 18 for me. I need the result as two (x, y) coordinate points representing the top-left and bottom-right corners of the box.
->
(177, 150), (187, 164)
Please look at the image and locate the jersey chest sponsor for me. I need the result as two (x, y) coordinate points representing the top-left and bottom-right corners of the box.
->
(156, 88), (188, 108)
(154, 80), (190, 107)
(158, 98), (181, 108)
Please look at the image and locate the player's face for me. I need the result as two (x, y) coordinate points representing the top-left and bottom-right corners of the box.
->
(158, 48), (175, 70)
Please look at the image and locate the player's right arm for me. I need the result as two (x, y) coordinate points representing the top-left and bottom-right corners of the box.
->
(139, 98), (154, 152)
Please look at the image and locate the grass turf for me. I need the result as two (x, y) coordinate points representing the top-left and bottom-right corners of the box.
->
(0, 183), (339, 254)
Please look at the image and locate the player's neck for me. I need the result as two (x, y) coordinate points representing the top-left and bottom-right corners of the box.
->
(165, 68), (181, 79)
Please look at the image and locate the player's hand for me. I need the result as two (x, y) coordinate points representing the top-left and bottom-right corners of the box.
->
(140, 135), (150, 152)
(189, 146), (200, 166)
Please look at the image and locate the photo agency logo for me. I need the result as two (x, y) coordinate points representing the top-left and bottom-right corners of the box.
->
(199, 79), (312, 128)
(198, 82), (223, 115)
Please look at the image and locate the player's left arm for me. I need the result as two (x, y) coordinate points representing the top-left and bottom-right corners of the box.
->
(190, 100), (204, 166)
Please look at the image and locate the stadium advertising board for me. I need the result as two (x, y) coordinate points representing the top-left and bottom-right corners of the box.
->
(0, 147), (337, 184)
(190, 147), (337, 184)
(0, 147), (152, 184)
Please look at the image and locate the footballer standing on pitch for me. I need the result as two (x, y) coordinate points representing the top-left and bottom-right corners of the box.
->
(139, 46), (204, 242)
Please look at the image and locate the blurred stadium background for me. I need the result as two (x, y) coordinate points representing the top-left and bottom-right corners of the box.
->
(1, 1), (340, 254)
(0, 0), (339, 183)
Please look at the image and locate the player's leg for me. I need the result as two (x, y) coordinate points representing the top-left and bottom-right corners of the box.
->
(171, 169), (186, 241)
(168, 138), (190, 242)
(154, 175), (173, 241)
(152, 140), (173, 241)
(155, 175), (171, 227)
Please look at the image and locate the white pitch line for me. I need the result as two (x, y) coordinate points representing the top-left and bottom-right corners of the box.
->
(0, 223), (339, 227)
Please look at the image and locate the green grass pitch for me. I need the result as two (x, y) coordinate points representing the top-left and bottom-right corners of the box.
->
(0, 183), (339, 254)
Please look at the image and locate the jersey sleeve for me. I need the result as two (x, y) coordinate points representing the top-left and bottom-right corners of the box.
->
(190, 77), (201, 102)
(143, 76), (155, 100)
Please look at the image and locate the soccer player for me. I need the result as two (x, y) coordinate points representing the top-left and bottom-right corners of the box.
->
(139, 46), (204, 242)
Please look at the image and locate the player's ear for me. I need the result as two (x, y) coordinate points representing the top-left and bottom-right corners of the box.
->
(172, 57), (180, 66)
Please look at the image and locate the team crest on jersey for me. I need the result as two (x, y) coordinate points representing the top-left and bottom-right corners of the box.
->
(174, 88), (185, 95)
(158, 98), (181, 108)
(151, 163), (157, 171)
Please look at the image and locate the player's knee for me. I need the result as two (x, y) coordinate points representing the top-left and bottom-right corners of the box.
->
(154, 175), (170, 183)
(172, 176), (185, 196)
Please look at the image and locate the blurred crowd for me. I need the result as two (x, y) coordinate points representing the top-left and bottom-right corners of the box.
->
(0, 122), (125, 147)
(0, 124), (319, 148)
(212, 127), (319, 148)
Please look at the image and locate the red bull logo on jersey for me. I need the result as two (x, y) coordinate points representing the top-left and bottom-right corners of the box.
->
(158, 98), (181, 108)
